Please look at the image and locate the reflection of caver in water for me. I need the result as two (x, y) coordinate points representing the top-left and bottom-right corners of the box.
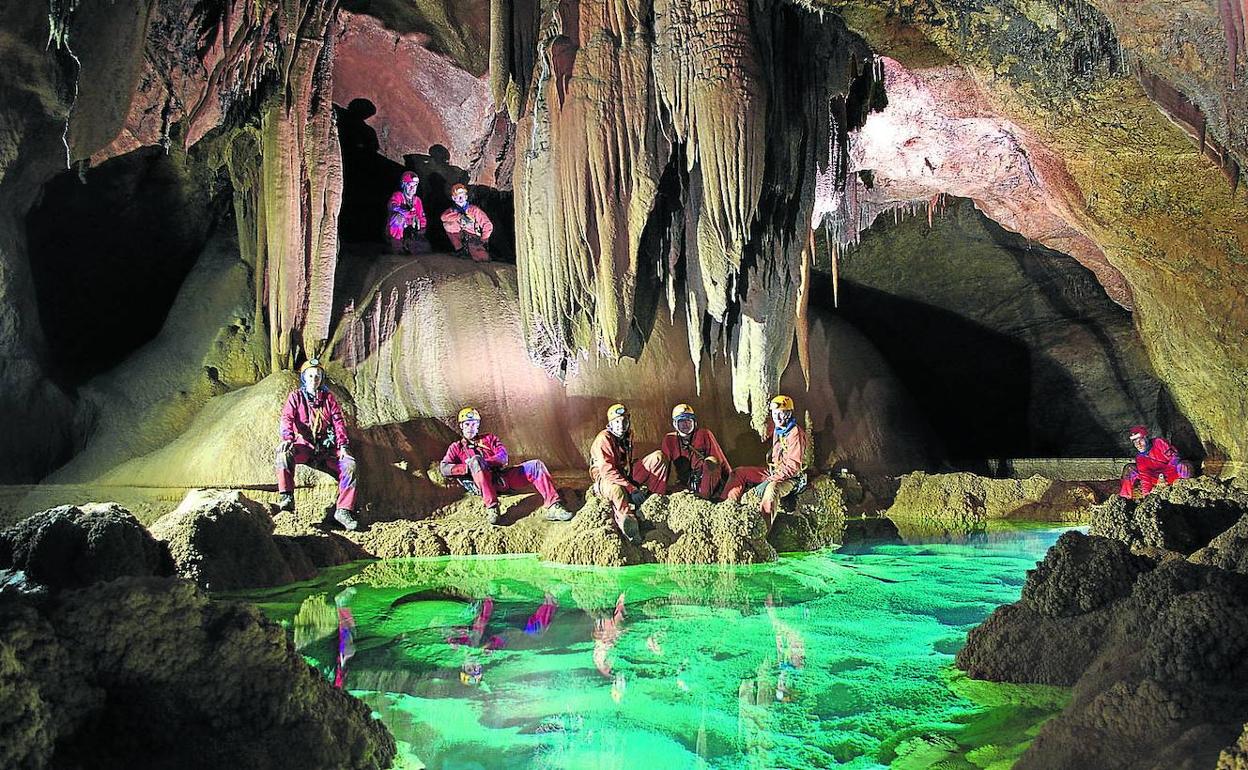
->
(334, 587), (357, 689)
(440, 183), (494, 262)
(589, 403), (666, 545)
(439, 406), (572, 525)
(386, 171), (429, 254)
(274, 359), (359, 531)
(1119, 424), (1192, 499)
(646, 403), (732, 499)
(723, 395), (809, 531)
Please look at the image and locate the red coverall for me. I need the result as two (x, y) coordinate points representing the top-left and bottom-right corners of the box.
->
(275, 387), (357, 511)
(387, 190), (428, 252)
(723, 422), (809, 525)
(440, 204), (494, 262)
(440, 434), (560, 509)
(648, 428), (732, 498)
(1119, 437), (1190, 498)
(589, 430), (665, 533)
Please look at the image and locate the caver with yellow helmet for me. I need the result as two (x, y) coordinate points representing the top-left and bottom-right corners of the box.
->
(641, 402), (733, 500)
(440, 405), (571, 525)
(589, 402), (667, 545)
(275, 357), (360, 531)
(723, 394), (810, 530)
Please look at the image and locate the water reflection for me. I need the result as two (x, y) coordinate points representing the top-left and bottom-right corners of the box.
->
(255, 532), (1073, 769)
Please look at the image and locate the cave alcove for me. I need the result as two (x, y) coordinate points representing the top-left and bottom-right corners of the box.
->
(26, 147), (225, 389)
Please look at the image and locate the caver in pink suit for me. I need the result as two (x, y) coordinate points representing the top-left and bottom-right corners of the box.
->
(275, 387), (357, 512)
(440, 433), (560, 509)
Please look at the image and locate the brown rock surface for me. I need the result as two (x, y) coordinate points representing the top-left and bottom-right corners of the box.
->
(886, 471), (1097, 538)
(0, 503), (171, 591)
(150, 489), (363, 591)
(1089, 476), (1248, 555)
(0, 577), (396, 770)
(959, 494), (1248, 768)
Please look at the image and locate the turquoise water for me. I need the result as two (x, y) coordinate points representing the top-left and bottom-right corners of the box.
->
(242, 526), (1070, 769)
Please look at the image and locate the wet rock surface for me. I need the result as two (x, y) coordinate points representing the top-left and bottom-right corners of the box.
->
(959, 478), (1248, 769)
(1090, 477), (1248, 555)
(0, 577), (396, 770)
(0, 503), (171, 590)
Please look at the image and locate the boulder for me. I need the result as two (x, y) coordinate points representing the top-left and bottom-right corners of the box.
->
(0, 503), (171, 590)
(1089, 477), (1248, 554)
(886, 472), (1097, 538)
(0, 576), (395, 769)
(1020, 530), (1153, 618)
(150, 489), (361, 591)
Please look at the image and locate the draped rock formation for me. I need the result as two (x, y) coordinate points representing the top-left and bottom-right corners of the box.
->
(509, 0), (880, 429)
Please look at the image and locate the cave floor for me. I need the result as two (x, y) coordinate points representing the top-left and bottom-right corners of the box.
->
(239, 526), (1073, 769)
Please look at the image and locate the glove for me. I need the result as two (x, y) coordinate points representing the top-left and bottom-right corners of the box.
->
(466, 456), (484, 474)
(277, 440), (293, 456)
(628, 488), (650, 507)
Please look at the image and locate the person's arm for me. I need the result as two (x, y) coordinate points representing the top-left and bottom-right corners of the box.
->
(388, 191), (407, 215)
(475, 206), (494, 241)
(325, 392), (351, 453)
(482, 435), (508, 468)
(592, 434), (637, 491)
(441, 210), (463, 249)
(413, 197), (427, 230)
(279, 392), (298, 442)
(704, 429), (732, 475)
(440, 442), (468, 477)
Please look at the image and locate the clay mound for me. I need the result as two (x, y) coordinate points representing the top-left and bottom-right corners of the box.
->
(0, 503), (171, 590)
(885, 471), (1098, 538)
(958, 525), (1248, 769)
(1020, 530), (1153, 618)
(0, 577), (395, 770)
(1191, 514), (1248, 574)
(1089, 476), (1248, 555)
(537, 493), (636, 566)
(151, 489), (362, 591)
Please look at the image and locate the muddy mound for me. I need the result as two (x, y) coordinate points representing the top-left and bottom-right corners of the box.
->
(958, 527), (1248, 769)
(0, 503), (171, 590)
(151, 489), (361, 590)
(885, 472), (1096, 540)
(1090, 477), (1248, 555)
(1191, 514), (1248, 575)
(0, 577), (395, 770)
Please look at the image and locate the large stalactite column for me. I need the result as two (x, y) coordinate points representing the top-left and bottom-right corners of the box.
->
(228, 0), (343, 372)
(513, 0), (670, 373)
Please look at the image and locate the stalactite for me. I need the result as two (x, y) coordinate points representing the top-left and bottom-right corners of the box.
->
(795, 227), (813, 390)
(1220, 0), (1247, 84)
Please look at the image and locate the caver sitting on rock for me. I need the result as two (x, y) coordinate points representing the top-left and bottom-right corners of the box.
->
(275, 359), (359, 531)
(439, 406), (571, 525)
(723, 394), (809, 531)
(1119, 424), (1192, 499)
(439, 183), (494, 262)
(645, 403), (732, 500)
(589, 403), (666, 545)
(386, 170), (429, 254)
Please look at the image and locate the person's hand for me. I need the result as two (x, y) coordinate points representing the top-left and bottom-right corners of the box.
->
(277, 440), (293, 456)
(337, 447), (350, 461)
(466, 455), (484, 474)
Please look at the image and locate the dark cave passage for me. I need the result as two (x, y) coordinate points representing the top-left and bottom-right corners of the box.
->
(819, 196), (1198, 464)
(26, 147), (224, 389)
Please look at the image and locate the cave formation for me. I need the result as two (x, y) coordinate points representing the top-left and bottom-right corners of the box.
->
(2, 0), (1248, 766)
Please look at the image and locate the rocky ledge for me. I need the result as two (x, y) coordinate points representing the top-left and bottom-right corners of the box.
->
(957, 478), (1248, 769)
(0, 502), (396, 770)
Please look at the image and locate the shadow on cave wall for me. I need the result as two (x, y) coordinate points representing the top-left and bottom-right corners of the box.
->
(336, 98), (515, 262)
(26, 147), (224, 389)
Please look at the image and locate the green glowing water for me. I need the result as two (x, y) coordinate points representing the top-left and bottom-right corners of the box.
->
(243, 527), (1071, 769)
